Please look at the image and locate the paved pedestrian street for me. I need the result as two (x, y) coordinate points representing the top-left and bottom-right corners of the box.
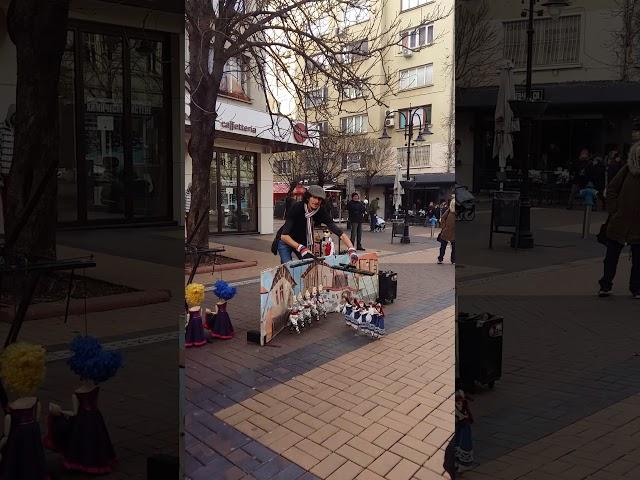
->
(457, 205), (640, 480)
(185, 227), (456, 480)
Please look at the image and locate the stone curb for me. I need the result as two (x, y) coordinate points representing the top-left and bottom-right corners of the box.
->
(0, 289), (172, 322)
(184, 260), (259, 275)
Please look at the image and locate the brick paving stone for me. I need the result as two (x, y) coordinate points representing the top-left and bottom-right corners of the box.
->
(309, 424), (341, 445)
(310, 452), (348, 478)
(373, 429), (404, 450)
(336, 443), (376, 468)
(368, 451), (403, 477)
(384, 458), (421, 480)
(326, 460), (364, 480)
(355, 470), (388, 480)
(282, 446), (320, 471)
(347, 436), (385, 459)
(297, 438), (332, 461)
(360, 424), (389, 443)
(322, 429), (354, 451)
(389, 442), (428, 466)
(413, 467), (447, 480)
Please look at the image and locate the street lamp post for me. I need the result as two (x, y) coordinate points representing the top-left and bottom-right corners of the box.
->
(507, 0), (569, 249)
(379, 106), (432, 244)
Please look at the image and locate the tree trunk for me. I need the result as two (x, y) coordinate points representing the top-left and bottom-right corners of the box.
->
(187, 118), (215, 248)
(5, 0), (70, 259)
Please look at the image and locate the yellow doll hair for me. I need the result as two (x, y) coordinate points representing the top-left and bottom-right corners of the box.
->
(0, 343), (46, 397)
(185, 283), (205, 307)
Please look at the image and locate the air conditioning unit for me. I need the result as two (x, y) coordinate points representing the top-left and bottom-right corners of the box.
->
(384, 117), (395, 128)
(336, 27), (346, 36)
(402, 48), (413, 57)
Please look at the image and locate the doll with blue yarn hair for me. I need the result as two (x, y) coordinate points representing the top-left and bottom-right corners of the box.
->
(45, 335), (122, 474)
(205, 280), (236, 339)
(0, 342), (48, 479)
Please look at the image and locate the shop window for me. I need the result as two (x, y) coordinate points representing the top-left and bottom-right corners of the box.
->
(220, 56), (251, 101)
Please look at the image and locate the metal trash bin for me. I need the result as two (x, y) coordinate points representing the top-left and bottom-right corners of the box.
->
(456, 312), (503, 392)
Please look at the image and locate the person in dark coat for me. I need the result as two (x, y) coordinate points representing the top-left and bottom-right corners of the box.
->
(437, 199), (456, 264)
(346, 192), (367, 250)
(599, 123), (640, 298)
(275, 185), (358, 264)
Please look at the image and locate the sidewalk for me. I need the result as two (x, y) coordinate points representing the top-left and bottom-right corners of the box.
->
(185, 227), (455, 479)
(456, 206), (640, 479)
(2, 227), (183, 479)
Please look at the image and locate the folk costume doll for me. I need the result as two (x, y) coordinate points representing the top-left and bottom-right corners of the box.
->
(0, 343), (48, 480)
(373, 303), (386, 337)
(45, 336), (122, 475)
(288, 296), (301, 334)
(453, 390), (474, 473)
(185, 283), (207, 347)
(208, 280), (236, 339)
(320, 229), (335, 257)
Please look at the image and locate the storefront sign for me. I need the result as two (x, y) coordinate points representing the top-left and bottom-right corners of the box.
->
(514, 89), (544, 101)
(86, 100), (153, 115)
(220, 121), (257, 134)
(293, 122), (308, 143)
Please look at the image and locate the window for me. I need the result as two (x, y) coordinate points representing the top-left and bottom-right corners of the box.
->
(503, 15), (580, 68)
(306, 54), (329, 72)
(399, 105), (432, 129)
(341, 39), (369, 63)
(276, 159), (292, 174)
(220, 56), (250, 99)
(400, 24), (434, 52)
(310, 121), (330, 135)
(304, 87), (328, 108)
(340, 114), (368, 134)
(344, 2), (369, 27)
(397, 145), (431, 168)
(343, 152), (364, 170)
(401, 0), (431, 12)
(342, 83), (366, 100)
(399, 64), (433, 90)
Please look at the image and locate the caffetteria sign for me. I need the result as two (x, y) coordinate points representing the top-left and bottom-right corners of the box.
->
(220, 121), (257, 134)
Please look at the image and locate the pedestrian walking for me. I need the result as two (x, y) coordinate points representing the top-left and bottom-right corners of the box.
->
(368, 197), (380, 231)
(437, 199), (455, 264)
(598, 122), (640, 299)
(568, 148), (590, 209)
(346, 192), (367, 251)
(272, 185), (359, 265)
(580, 181), (598, 238)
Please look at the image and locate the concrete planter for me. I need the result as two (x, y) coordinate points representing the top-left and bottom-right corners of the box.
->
(0, 289), (171, 323)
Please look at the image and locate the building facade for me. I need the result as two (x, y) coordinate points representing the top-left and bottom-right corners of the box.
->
(456, 0), (640, 193)
(0, 0), (184, 226)
(292, 0), (455, 219)
(184, 49), (315, 236)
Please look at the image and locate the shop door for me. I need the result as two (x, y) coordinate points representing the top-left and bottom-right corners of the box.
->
(57, 24), (172, 224)
(211, 150), (258, 234)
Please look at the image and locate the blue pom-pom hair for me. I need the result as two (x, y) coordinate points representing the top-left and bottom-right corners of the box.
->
(67, 335), (123, 383)
(213, 280), (236, 301)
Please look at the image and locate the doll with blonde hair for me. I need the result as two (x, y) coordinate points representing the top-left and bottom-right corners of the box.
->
(0, 342), (48, 479)
(185, 283), (208, 347)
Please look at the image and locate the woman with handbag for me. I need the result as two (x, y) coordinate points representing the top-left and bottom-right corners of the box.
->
(437, 198), (456, 265)
(598, 122), (640, 299)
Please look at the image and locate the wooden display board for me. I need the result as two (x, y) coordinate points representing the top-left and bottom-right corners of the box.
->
(259, 252), (379, 345)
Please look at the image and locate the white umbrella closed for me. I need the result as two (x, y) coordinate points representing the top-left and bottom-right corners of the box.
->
(393, 162), (404, 214)
(493, 62), (519, 190)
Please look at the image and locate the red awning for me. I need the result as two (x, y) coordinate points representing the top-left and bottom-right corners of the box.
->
(273, 183), (290, 194)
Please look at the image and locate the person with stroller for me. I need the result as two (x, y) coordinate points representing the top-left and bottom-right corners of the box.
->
(437, 199), (456, 264)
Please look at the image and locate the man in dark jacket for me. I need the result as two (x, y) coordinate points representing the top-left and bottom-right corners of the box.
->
(368, 197), (380, 231)
(275, 185), (358, 264)
(346, 192), (367, 250)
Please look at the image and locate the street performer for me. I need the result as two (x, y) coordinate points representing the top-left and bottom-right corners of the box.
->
(273, 185), (358, 265)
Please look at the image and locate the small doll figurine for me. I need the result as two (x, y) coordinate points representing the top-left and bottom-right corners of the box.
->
(288, 296), (301, 334)
(341, 293), (354, 327)
(208, 280), (236, 339)
(453, 390), (474, 473)
(316, 285), (327, 319)
(320, 229), (335, 257)
(363, 304), (378, 338)
(185, 283), (207, 347)
(45, 335), (122, 474)
(0, 342), (48, 479)
(299, 292), (311, 328)
(373, 303), (386, 337)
